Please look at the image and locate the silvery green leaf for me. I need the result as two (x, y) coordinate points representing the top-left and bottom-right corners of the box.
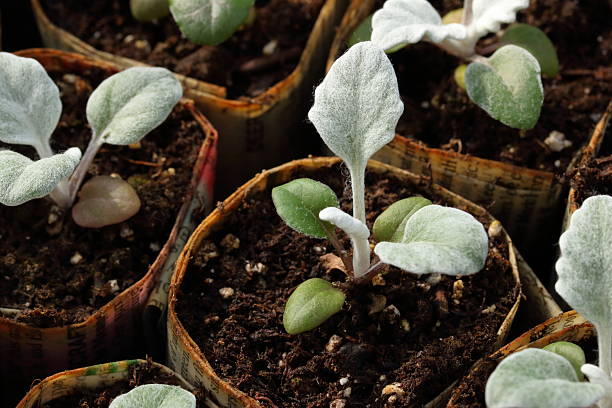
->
(0, 52), (61, 155)
(485, 348), (603, 408)
(372, 197), (432, 243)
(542, 341), (586, 381)
(555, 195), (612, 339)
(500, 23), (559, 77)
(86, 67), (182, 146)
(130, 0), (170, 22)
(348, 15), (373, 47)
(469, 0), (529, 41)
(374, 205), (487, 276)
(109, 384), (196, 408)
(308, 41), (403, 169)
(169, 0), (255, 46)
(271, 178), (339, 239)
(371, 0), (466, 53)
(466, 45), (543, 129)
(0, 148), (81, 206)
(283, 278), (345, 335)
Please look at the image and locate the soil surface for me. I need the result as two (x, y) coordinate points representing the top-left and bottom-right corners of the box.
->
(176, 163), (519, 407)
(42, 359), (206, 408)
(449, 335), (598, 407)
(376, 0), (611, 172)
(41, 0), (325, 98)
(570, 123), (612, 205)
(0, 65), (204, 327)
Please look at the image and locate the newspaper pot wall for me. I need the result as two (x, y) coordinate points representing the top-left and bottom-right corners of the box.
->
(446, 310), (593, 407)
(31, 0), (350, 197)
(165, 156), (560, 408)
(16, 359), (196, 408)
(0, 49), (217, 398)
(325, 0), (610, 253)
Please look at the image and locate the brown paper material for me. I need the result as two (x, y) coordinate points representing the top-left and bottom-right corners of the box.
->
(16, 359), (194, 407)
(446, 311), (593, 407)
(0, 49), (218, 389)
(165, 157), (526, 408)
(30, 0), (351, 197)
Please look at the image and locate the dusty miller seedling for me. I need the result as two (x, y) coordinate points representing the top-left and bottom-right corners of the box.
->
(272, 42), (489, 334)
(130, 0), (255, 46)
(109, 384), (196, 408)
(485, 195), (612, 408)
(0, 52), (182, 227)
(366, 0), (558, 130)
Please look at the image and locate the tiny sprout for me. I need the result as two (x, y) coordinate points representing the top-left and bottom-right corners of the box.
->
(0, 52), (182, 227)
(368, 0), (558, 129)
(274, 42), (488, 334)
(130, 0), (170, 22)
(109, 384), (196, 408)
(486, 195), (612, 408)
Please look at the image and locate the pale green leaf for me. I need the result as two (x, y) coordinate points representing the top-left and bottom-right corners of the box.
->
(86, 67), (182, 145)
(348, 15), (373, 47)
(555, 195), (612, 340)
(308, 41), (403, 169)
(542, 341), (586, 381)
(272, 178), (339, 239)
(372, 197), (432, 242)
(374, 205), (487, 275)
(0, 52), (61, 154)
(169, 0), (255, 46)
(485, 348), (603, 408)
(283, 278), (345, 335)
(109, 384), (196, 408)
(500, 23), (559, 77)
(470, 0), (529, 40)
(466, 45), (543, 129)
(0, 148), (81, 206)
(130, 0), (170, 22)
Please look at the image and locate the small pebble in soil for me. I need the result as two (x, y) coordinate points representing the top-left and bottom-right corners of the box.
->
(219, 287), (235, 299)
(368, 294), (387, 315)
(220, 234), (240, 251)
(452, 279), (465, 303)
(555, 160), (562, 168)
(343, 387), (352, 397)
(108, 279), (120, 294)
(400, 319), (411, 332)
(339, 377), (349, 386)
(325, 335), (343, 353)
(70, 252), (83, 265)
(381, 383), (405, 396)
(482, 304), (497, 314)
(149, 242), (161, 251)
(382, 305), (401, 324)
(120, 225), (134, 239)
(487, 220), (502, 238)
(371, 274), (386, 286)
(263, 39), (278, 55)
(312, 245), (325, 254)
(245, 261), (266, 274)
(544, 130), (572, 152)
(205, 278), (214, 284)
(330, 399), (346, 408)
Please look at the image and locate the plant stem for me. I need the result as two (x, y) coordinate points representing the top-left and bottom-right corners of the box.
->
(353, 261), (384, 285)
(66, 135), (103, 206)
(599, 324), (612, 376)
(34, 141), (54, 159)
(461, 0), (473, 27)
(349, 166), (370, 277)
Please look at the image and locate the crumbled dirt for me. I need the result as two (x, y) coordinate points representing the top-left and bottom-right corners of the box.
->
(375, 0), (611, 172)
(0, 65), (204, 327)
(42, 359), (206, 408)
(449, 335), (598, 407)
(176, 163), (519, 407)
(41, 0), (325, 98)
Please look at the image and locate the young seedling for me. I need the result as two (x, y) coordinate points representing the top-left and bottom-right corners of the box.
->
(109, 384), (196, 408)
(130, 0), (255, 46)
(273, 41), (489, 335)
(364, 0), (558, 130)
(0, 52), (182, 227)
(485, 195), (612, 408)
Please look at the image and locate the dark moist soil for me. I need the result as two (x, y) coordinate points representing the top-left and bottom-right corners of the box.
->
(375, 0), (611, 173)
(42, 359), (206, 408)
(176, 163), (519, 408)
(449, 335), (598, 407)
(41, 0), (325, 99)
(0, 66), (204, 327)
(570, 124), (612, 206)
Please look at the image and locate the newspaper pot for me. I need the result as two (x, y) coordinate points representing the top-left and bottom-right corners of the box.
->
(16, 359), (196, 408)
(0, 49), (218, 398)
(325, 0), (610, 254)
(446, 310), (593, 407)
(164, 156), (559, 408)
(31, 0), (350, 197)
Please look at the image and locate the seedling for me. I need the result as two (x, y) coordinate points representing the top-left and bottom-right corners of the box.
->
(485, 195), (612, 408)
(272, 42), (489, 335)
(362, 0), (558, 130)
(130, 0), (255, 46)
(0, 52), (182, 227)
(109, 384), (196, 408)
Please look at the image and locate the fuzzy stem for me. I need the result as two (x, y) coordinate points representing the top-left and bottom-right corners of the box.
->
(348, 165), (369, 277)
(461, 0), (474, 26)
(351, 235), (371, 278)
(66, 135), (104, 206)
(353, 261), (384, 285)
(599, 325), (612, 377)
(34, 141), (54, 159)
